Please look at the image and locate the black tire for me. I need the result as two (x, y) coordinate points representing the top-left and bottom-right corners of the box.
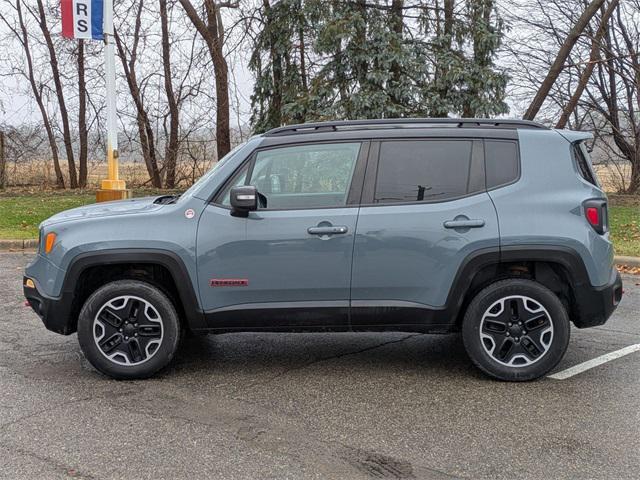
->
(462, 279), (570, 381)
(77, 280), (181, 380)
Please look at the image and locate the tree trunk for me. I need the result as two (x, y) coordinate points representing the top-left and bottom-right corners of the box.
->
(10, 0), (64, 187)
(389, 0), (404, 109)
(264, 0), (282, 128)
(556, 0), (619, 129)
(114, 2), (163, 188)
(178, 0), (233, 159)
(0, 130), (5, 189)
(35, 0), (78, 187)
(77, 40), (88, 187)
(159, 0), (180, 188)
(432, 0), (454, 117)
(523, 0), (606, 121)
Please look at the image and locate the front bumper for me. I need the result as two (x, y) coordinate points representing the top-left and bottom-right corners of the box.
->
(23, 276), (76, 335)
(572, 268), (623, 328)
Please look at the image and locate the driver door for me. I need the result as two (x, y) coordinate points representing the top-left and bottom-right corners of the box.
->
(196, 141), (368, 329)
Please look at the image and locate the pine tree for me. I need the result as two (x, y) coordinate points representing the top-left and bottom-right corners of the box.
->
(248, 0), (509, 132)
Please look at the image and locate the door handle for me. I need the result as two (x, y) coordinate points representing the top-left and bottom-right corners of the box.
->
(443, 219), (485, 229)
(307, 226), (349, 235)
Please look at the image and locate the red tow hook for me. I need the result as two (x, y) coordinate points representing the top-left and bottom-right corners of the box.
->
(24, 300), (30, 307)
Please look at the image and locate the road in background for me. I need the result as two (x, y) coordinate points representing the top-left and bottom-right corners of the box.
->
(1, 252), (639, 479)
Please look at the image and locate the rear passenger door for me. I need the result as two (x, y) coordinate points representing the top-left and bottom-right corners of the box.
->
(350, 138), (501, 328)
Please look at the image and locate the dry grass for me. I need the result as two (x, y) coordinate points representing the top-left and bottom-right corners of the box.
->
(593, 163), (632, 192)
(3, 159), (214, 189)
(3, 157), (633, 192)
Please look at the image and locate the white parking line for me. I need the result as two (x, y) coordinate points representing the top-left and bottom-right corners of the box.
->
(548, 344), (640, 380)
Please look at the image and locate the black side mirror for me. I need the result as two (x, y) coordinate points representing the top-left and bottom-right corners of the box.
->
(230, 185), (258, 217)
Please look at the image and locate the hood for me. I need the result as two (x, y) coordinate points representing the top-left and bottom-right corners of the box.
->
(41, 196), (164, 228)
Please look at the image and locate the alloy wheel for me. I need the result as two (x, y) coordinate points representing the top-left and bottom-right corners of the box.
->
(479, 295), (554, 367)
(93, 295), (163, 366)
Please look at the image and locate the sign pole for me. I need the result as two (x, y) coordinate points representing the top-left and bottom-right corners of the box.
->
(96, 0), (130, 202)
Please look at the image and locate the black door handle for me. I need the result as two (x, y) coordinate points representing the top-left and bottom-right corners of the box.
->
(307, 226), (349, 235)
(443, 219), (485, 229)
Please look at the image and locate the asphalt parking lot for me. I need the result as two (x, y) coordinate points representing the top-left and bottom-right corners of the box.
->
(1, 252), (639, 479)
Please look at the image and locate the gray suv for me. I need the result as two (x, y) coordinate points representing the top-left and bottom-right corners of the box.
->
(23, 118), (623, 381)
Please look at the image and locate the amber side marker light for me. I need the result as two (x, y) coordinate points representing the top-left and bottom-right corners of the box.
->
(44, 232), (57, 254)
(24, 278), (35, 289)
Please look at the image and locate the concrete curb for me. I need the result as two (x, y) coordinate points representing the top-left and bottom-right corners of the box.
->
(615, 255), (640, 267)
(0, 239), (38, 251)
(0, 238), (639, 266)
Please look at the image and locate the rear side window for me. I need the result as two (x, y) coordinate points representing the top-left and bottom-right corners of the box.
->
(374, 140), (476, 203)
(485, 140), (519, 189)
(573, 143), (598, 186)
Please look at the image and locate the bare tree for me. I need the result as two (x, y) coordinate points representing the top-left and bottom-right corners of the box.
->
(0, 0), (65, 188)
(178, 0), (237, 159)
(32, 0), (78, 187)
(77, 39), (88, 187)
(523, 0), (606, 121)
(159, 0), (179, 188)
(584, 1), (640, 193)
(0, 129), (5, 189)
(115, 0), (162, 188)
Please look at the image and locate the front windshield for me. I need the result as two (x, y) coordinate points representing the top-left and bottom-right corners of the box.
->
(179, 138), (258, 201)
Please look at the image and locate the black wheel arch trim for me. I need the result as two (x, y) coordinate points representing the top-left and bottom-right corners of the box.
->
(445, 244), (620, 329)
(50, 248), (205, 335)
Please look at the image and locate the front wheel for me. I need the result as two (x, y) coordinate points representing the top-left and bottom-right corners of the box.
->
(77, 280), (181, 379)
(462, 279), (570, 381)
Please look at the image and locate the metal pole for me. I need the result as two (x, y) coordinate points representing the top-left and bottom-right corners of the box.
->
(100, 0), (125, 192)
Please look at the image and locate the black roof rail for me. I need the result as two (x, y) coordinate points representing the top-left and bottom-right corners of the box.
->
(264, 118), (548, 136)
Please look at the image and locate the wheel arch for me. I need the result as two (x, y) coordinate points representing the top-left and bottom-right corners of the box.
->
(447, 245), (590, 327)
(63, 249), (205, 334)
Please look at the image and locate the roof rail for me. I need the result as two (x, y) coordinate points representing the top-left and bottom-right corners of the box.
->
(264, 118), (548, 136)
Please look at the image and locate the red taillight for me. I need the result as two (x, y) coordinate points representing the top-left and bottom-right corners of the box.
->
(583, 199), (607, 235)
(586, 207), (599, 226)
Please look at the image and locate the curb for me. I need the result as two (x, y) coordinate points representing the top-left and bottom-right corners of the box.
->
(614, 255), (640, 267)
(0, 239), (38, 251)
(0, 238), (639, 267)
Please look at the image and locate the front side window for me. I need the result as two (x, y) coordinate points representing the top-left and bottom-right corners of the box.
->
(374, 140), (475, 203)
(218, 142), (361, 209)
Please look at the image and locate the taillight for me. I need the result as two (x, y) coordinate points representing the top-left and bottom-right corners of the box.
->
(583, 199), (607, 234)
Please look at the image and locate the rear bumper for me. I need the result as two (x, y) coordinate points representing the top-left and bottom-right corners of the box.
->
(23, 276), (76, 335)
(572, 268), (623, 328)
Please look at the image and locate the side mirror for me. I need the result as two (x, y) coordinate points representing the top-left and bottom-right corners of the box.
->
(230, 185), (258, 217)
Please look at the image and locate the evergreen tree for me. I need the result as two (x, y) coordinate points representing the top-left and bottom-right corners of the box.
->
(249, 0), (310, 133)
(248, 0), (509, 131)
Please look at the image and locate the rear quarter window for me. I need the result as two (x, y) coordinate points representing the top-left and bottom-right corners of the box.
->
(572, 142), (598, 186)
(484, 140), (519, 189)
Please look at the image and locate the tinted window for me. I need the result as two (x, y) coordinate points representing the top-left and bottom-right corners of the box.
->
(217, 143), (361, 209)
(374, 140), (474, 203)
(485, 140), (519, 188)
(573, 143), (597, 186)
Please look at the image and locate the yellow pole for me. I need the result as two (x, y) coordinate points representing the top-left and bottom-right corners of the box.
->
(96, 0), (130, 202)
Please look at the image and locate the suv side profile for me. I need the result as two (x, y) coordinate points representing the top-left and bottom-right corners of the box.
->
(23, 118), (623, 381)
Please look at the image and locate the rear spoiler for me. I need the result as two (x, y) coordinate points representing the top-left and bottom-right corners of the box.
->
(554, 129), (593, 143)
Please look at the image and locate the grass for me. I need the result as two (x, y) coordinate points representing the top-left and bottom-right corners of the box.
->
(0, 188), (178, 240)
(0, 189), (639, 257)
(609, 205), (640, 257)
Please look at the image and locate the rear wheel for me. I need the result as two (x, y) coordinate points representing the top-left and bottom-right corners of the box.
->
(462, 279), (570, 381)
(77, 280), (180, 379)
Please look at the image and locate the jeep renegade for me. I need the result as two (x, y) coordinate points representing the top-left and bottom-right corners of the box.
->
(23, 118), (623, 381)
